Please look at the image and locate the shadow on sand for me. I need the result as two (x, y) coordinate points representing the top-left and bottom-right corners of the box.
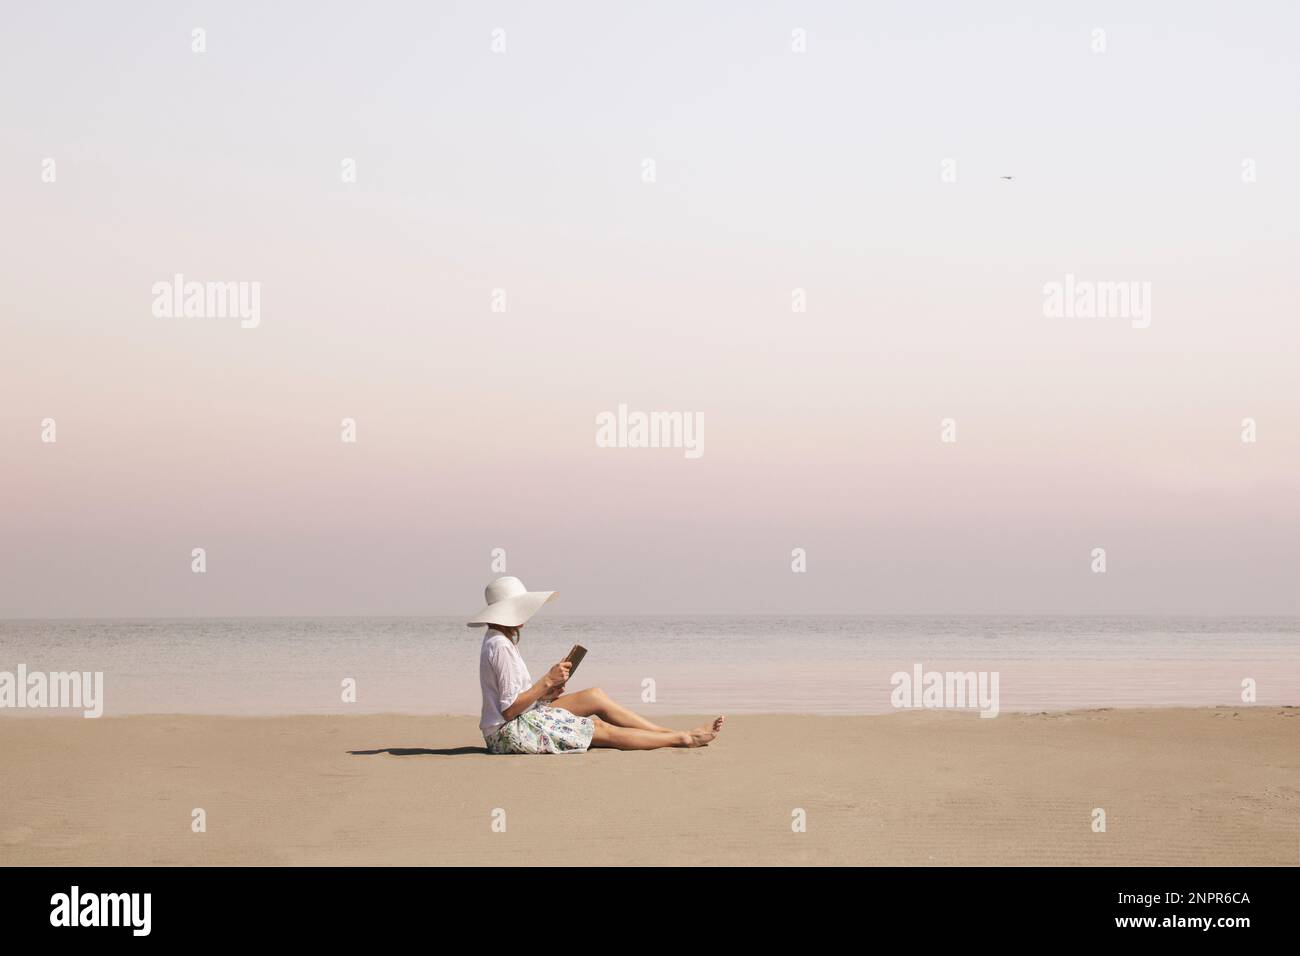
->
(348, 746), (487, 757)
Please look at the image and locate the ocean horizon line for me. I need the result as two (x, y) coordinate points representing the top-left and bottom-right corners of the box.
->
(4, 612), (1300, 623)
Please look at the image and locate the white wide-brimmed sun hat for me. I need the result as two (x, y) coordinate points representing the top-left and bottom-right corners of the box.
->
(466, 576), (558, 628)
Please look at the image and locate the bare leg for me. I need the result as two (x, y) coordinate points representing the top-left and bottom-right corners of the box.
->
(550, 687), (672, 732)
(589, 716), (725, 751)
(590, 719), (689, 750)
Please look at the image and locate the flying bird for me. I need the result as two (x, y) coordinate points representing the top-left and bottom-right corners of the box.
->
(1000, 175), (1014, 181)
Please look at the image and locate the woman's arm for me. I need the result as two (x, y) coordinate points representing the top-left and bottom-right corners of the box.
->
(501, 661), (571, 721)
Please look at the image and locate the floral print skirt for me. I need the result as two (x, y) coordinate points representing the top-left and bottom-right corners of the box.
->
(485, 704), (595, 755)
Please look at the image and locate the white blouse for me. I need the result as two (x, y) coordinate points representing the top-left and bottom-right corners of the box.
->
(479, 628), (535, 734)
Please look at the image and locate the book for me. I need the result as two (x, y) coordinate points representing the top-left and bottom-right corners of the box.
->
(563, 644), (588, 677)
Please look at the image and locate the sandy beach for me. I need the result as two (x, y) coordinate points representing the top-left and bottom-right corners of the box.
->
(2, 707), (1296, 866)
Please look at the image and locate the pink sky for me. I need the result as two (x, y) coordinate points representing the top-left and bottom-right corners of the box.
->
(2, 2), (1298, 615)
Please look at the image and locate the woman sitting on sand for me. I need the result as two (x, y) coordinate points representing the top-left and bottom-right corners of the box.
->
(471, 576), (724, 754)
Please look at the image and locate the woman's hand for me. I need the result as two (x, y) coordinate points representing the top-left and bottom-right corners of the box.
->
(541, 661), (572, 699)
(504, 661), (572, 719)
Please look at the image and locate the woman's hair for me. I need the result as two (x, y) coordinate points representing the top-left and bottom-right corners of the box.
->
(490, 624), (521, 644)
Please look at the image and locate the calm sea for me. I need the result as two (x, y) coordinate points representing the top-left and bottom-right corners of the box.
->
(1, 616), (1297, 717)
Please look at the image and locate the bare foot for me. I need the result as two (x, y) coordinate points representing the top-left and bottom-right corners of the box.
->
(688, 716), (726, 747)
